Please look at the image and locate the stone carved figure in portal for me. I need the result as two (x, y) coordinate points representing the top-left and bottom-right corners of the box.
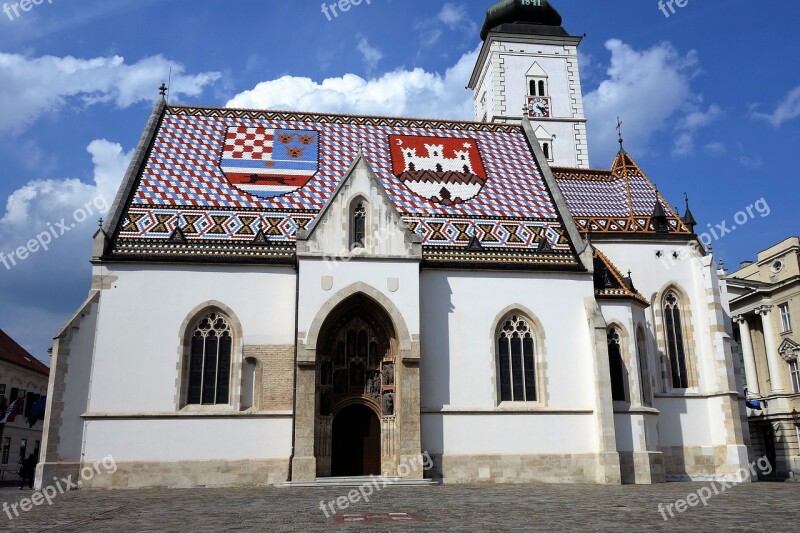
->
(382, 393), (394, 416)
(381, 363), (395, 386)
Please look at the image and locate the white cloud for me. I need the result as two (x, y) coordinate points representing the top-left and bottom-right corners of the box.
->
(584, 40), (718, 164)
(437, 3), (470, 30)
(0, 139), (131, 358)
(356, 35), (384, 73)
(226, 47), (479, 120)
(704, 142), (726, 156)
(0, 52), (221, 134)
(752, 84), (800, 127)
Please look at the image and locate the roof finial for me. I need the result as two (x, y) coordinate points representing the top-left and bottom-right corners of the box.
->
(159, 83), (168, 97)
(98, 218), (103, 228)
(616, 117), (624, 152)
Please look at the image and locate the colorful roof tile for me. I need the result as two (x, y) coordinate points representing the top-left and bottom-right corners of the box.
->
(553, 151), (692, 236)
(592, 248), (649, 305)
(108, 104), (580, 268)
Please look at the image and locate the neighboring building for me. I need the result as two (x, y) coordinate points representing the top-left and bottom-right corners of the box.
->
(727, 237), (800, 479)
(0, 329), (49, 482)
(37, 0), (751, 489)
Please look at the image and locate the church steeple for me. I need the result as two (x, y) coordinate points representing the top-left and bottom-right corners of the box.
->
(469, 0), (589, 167)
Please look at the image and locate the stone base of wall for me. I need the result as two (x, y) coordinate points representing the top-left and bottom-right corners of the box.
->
(661, 445), (752, 482)
(430, 453), (621, 484)
(618, 451), (665, 484)
(35, 462), (82, 491)
(73, 459), (289, 489)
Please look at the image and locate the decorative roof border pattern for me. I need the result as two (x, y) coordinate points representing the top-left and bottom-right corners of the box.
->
(593, 248), (649, 306)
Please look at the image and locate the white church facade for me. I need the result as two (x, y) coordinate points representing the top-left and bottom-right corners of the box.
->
(37, 0), (752, 489)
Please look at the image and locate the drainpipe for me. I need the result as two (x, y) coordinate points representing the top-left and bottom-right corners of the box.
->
(287, 258), (300, 482)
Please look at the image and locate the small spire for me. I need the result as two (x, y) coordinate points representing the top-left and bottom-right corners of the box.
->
(616, 117), (624, 152)
(682, 192), (697, 232)
(159, 83), (168, 97)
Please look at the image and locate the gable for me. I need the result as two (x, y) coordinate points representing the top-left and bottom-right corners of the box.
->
(297, 156), (422, 260)
(107, 106), (581, 269)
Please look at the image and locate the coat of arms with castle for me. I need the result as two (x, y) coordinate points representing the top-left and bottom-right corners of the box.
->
(389, 135), (488, 205)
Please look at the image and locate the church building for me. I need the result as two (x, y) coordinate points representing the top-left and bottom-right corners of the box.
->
(37, 0), (752, 488)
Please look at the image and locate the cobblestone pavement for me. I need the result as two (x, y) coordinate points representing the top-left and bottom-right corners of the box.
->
(0, 481), (796, 532)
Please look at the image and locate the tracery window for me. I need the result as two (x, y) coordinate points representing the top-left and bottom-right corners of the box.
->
(636, 327), (652, 405)
(351, 201), (366, 249)
(187, 312), (233, 405)
(607, 327), (627, 402)
(663, 291), (689, 389)
(497, 315), (536, 402)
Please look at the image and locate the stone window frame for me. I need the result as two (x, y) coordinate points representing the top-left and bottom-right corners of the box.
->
(635, 325), (653, 406)
(349, 195), (369, 250)
(241, 357), (263, 411)
(490, 305), (548, 408)
(175, 301), (244, 412)
(651, 284), (698, 392)
(606, 322), (631, 404)
(778, 302), (792, 333)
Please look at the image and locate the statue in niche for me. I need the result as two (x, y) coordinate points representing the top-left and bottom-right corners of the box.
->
(366, 371), (381, 398)
(382, 393), (394, 416)
(320, 390), (332, 416)
(350, 361), (364, 388)
(381, 363), (394, 386)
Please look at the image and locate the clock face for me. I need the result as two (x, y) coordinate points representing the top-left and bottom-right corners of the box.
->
(527, 97), (551, 118)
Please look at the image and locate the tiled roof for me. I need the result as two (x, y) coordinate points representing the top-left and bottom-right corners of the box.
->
(109, 105), (580, 268)
(0, 329), (49, 376)
(553, 151), (691, 236)
(592, 248), (649, 306)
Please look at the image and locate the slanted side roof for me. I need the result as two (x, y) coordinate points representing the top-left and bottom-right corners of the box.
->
(106, 105), (582, 269)
(553, 151), (691, 237)
(0, 329), (49, 376)
(592, 248), (649, 306)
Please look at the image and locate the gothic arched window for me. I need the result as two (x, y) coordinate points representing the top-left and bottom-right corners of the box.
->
(497, 315), (536, 402)
(636, 327), (652, 405)
(607, 327), (627, 401)
(187, 312), (233, 405)
(663, 291), (689, 388)
(351, 200), (366, 249)
(538, 80), (546, 97)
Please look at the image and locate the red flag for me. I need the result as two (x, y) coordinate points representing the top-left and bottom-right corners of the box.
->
(1, 399), (19, 424)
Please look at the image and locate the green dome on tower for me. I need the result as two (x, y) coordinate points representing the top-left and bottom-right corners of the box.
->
(480, 0), (566, 40)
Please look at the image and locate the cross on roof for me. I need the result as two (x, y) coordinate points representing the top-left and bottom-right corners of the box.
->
(616, 117), (624, 150)
(159, 83), (168, 96)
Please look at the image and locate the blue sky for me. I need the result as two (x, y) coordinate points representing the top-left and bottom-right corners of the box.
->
(0, 0), (798, 360)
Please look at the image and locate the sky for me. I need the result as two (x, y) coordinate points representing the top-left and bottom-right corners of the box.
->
(0, 0), (798, 361)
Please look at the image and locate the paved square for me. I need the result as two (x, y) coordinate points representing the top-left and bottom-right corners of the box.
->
(1, 482), (797, 531)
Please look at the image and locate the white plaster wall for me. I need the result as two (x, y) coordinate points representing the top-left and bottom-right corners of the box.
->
(595, 242), (716, 392)
(419, 271), (596, 411)
(421, 413), (596, 455)
(654, 396), (711, 446)
(297, 259), (420, 338)
(82, 418), (292, 461)
(54, 299), (99, 462)
(89, 265), (297, 413)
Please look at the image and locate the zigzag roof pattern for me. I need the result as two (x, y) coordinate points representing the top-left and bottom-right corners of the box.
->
(553, 151), (692, 236)
(106, 102), (581, 269)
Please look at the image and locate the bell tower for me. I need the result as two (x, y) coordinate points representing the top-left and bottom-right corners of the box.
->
(468, 0), (589, 168)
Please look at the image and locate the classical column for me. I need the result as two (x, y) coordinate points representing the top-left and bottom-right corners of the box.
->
(756, 305), (785, 393)
(734, 315), (760, 396)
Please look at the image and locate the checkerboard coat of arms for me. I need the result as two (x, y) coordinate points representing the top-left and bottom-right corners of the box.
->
(219, 126), (319, 198)
(389, 135), (488, 205)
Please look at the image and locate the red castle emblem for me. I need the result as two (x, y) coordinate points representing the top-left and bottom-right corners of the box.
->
(389, 135), (488, 205)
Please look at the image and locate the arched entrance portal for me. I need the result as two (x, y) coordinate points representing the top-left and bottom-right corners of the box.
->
(315, 294), (397, 477)
(331, 404), (381, 476)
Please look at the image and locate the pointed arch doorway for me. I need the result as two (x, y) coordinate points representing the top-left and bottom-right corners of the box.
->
(315, 293), (397, 478)
(331, 403), (381, 476)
